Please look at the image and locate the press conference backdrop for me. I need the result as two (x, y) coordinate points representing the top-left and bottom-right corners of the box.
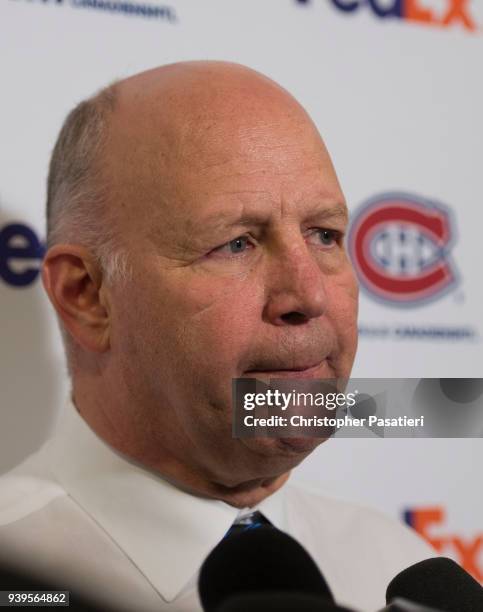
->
(1, 0), (482, 583)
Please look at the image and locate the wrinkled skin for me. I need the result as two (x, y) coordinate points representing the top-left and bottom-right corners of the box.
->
(43, 62), (358, 507)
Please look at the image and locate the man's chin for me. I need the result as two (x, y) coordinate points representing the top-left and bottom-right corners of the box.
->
(241, 435), (326, 458)
(276, 436), (326, 454)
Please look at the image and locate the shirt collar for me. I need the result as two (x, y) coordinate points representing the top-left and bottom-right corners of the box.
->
(47, 398), (287, 602)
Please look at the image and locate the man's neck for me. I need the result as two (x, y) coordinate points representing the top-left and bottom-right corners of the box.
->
(72, 389), (290, 509)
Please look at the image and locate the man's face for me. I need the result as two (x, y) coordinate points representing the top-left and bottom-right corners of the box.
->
(105, 94), (358, 484)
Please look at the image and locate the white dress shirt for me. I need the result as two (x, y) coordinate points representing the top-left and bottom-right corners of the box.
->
(0, 399), (435, 611)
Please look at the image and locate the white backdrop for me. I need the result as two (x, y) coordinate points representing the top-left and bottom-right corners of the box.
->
(1, 0), (481, 583)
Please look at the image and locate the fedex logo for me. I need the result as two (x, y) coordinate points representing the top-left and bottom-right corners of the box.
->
(0, 223), (45, 287)
(405, 507), (483, 583)
(295, 0), (478, 32)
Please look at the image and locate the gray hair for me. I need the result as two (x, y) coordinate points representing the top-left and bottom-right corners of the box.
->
(46, 83), (131, 374)
(46, 82), (131, 284)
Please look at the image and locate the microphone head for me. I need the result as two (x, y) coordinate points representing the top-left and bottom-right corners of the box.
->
(217, 591), (355, 612)
(198, 526), (333, 612)
(386, 557), (483, 612)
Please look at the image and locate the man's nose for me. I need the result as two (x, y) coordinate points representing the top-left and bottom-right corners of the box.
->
(263, 243), (327, 326)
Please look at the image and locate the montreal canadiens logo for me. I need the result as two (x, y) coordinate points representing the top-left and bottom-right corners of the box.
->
(348, 193), (458, 305)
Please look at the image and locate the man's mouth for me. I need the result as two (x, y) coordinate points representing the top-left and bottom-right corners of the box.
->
(244, 361), (325, 380)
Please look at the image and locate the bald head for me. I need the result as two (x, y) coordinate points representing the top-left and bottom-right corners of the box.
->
(47, 61), (329, 275)
(111, 60), (310, 146)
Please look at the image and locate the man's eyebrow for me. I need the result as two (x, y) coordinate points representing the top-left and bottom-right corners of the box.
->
(194, 207), (270, 232)
(304, 204), (349, 224)
(197, 203), (349, 230)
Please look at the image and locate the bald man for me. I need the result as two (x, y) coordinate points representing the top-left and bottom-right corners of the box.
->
(0, 62), (433, 611)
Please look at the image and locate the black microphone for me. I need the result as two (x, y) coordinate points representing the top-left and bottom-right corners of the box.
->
(217, 591), (356, 611)
(198, 526), (337, 612)
(385, 557), (483, 612)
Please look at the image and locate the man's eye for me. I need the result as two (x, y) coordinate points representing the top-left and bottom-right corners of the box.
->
(307, 229), (340, 248)
(210, 235), (254, 257)
(227, 236), (250, 253)
(319, 229), (336, 246)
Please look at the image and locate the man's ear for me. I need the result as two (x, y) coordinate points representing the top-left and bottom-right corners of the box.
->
(41, 244), (110, 353)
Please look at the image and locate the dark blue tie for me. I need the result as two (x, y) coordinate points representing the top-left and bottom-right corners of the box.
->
(224, 511), (272, 539)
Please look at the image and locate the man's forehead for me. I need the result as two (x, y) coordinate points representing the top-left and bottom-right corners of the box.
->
(166, 186), (348, 243)
(103, 62), (344, 235)
(107, 61), (314, 161)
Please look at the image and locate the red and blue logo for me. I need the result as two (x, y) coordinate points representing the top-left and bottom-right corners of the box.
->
(295, 0), (478, 32)
(348, 193), (458, 306)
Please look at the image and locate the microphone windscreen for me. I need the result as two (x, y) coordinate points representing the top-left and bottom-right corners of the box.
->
(198, 526), (333, 612)
(386, 557), (483, 612)
(217, 591), (355, 612)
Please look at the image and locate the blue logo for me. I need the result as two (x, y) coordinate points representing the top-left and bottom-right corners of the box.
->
(0, 223), (45, 288)
(10, 0), (178, 22)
